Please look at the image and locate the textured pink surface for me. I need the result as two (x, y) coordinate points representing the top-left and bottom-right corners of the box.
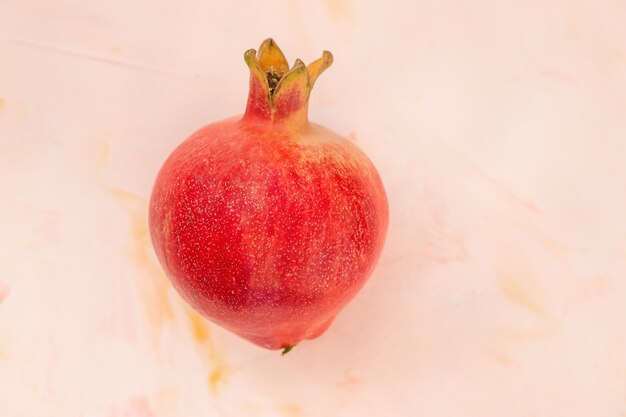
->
(2, 1), (626, 416)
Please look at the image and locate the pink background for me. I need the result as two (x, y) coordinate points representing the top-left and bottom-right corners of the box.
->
(2, 1), (626, 416)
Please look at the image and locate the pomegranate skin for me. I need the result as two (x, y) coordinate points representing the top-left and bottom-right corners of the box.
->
(149, 40), (388, 350)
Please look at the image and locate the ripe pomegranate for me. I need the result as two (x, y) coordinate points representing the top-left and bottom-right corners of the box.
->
(149, 39), (388, 352)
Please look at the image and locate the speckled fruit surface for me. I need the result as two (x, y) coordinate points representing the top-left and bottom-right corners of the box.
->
(149, 40), (388, 350)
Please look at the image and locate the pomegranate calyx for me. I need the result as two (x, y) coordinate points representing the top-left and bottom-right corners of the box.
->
(243, 38), (333, 125)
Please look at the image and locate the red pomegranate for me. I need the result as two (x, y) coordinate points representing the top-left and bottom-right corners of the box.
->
(149, 39), (388, 352)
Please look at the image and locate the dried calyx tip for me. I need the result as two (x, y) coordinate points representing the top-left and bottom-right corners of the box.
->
(281, 345), (295, 355)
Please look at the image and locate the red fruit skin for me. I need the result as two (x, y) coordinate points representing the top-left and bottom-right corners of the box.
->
(149, 117), (388, 350)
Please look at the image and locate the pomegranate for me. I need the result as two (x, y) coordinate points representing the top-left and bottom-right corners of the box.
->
(149, 39), (388, 352)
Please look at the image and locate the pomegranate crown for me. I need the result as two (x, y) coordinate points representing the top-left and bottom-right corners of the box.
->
(243, 38), (333, 123)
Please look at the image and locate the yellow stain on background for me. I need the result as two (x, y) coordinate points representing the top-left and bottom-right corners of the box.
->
(110, 187), (173, 328)
(88, 138), (174, 329)
(208, 366), (227, 394)
(323, 0), (354, 22)
(495, 244), (549, 319)
(279, 403), (303, 417)
(187, 308), (209, 344)
(185, 306), (230, 395)
(497, 274), (547, 318)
